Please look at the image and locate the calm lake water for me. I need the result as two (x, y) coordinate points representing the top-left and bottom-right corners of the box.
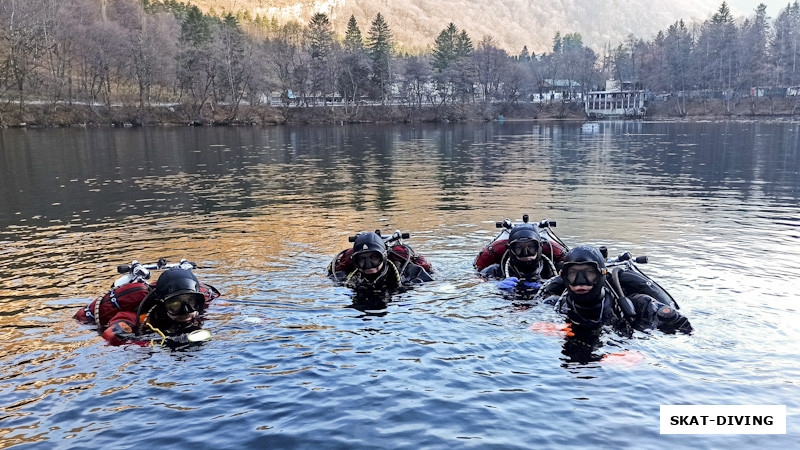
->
(1, 121), (799, 448)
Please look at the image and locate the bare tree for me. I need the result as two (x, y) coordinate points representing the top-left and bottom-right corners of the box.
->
(0, 0), (48, 115)
(266, 21), (304, 107)
(397, 54), (432, 108)
(473, 35), (508, 102)
(214, 13), (249, 116)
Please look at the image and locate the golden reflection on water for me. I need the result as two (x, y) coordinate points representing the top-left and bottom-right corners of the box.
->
(1, 123), (799, 444)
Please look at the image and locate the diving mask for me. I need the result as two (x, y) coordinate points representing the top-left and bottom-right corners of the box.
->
(164, 292), (204, 315)
(352, 250), (385, 271)
(509, 238), (540, 258)
(564, 263), (603, 286)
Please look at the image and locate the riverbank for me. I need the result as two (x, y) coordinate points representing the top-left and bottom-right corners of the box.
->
(0, 102), (586, 128)
(1, 98), (797, 128)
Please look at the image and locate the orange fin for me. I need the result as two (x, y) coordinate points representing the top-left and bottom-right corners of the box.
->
(601, 350), (646, 367)
(529, 322), (574, 337)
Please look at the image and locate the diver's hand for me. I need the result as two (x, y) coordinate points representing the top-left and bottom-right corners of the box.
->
(518, 280), (542, 290)
(497, 277), (520, 290)
(164, 329), (212, 345)
(540, 295), (562, 305)
(497, 277), (542, 291)
(656, 306), (693, 333)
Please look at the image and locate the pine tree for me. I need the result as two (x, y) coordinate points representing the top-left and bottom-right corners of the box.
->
(456, 30), (473, 57)
(340, 15), (369, 108)
(307, 13), (333, 60)
(216, 12), (247, 111)
(432, 23), (458, 71)
(367, 13), (393, 102)
(431, 23), (474, 103)
(177, 5), (214, 111)
(712, 1), (733, 23)
(519, 45), (530, 62)
(772, 1), (800, 85)
(343, 15), (363, 52)
(552, 31), (563, 54)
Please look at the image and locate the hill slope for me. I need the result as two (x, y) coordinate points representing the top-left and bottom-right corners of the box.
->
(188, 0), (725, 52)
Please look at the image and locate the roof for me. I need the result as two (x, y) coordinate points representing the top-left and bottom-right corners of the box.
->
(543, 79), (581, 88)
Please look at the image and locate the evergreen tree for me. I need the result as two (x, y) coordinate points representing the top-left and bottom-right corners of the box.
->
(307, 13), (333, 60)
(215, 12), (248, 110)
(456, 30), (473, 57)
(432, 23), (459, 71)
(739, 4), (770, 88)
(552, 31), (562, 54)
(367, 13), (393, 102)
(306, 13), (335, 101)
(664, 19), (693, 92)
(519, 45), (530, 62)
(712, 1), (733, 23)
(771, 1), (800, 85)
(343, 15), (363, 52)
(340, 15), (369, 107)
(180, 5), (212, 47)
(696, 1), (739, 91)
(431, 23), (474, 103)
(455, 29), (475, 101)
(177, 5), (215, 112)
(562, 33), (584, 53)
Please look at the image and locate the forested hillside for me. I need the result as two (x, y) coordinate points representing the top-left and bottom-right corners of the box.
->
(182, 0), (724, 52)
(0, 0), (798, 126)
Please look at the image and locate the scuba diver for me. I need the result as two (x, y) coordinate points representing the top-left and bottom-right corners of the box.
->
(328, 230), (433, 295)
(480, 223), (560, 292)
(537, 245), (692, 334)
(75, 261), (219, 346)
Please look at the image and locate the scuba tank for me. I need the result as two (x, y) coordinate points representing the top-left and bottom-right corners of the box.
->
(474, 214), (569, 272)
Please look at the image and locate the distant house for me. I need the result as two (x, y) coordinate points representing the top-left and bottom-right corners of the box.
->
(751, 87), (788, 98)
(584, 79), (645, 119)
(533, 79), (581, 102)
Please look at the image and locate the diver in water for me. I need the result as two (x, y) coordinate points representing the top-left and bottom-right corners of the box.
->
(538, 245), (692, 334)
(329, 231), (433, 293)
(481, 224), (558, 291)
(78, 268), (218, 346)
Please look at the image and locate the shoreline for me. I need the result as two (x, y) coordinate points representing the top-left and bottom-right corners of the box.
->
(1, 98), (797, 128)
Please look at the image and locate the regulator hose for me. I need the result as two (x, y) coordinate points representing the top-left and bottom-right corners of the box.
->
(609, 267), (637, 322)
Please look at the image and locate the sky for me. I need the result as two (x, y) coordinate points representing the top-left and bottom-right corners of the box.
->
(727, 0), (794, 16)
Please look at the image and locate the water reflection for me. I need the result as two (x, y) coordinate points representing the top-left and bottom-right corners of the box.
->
(1, 121), (800, 446)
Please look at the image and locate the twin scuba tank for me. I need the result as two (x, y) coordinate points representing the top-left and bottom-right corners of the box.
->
(74, 259), (219, 332)
(329, 230), (433, 277)
(474, 215), (570, 272)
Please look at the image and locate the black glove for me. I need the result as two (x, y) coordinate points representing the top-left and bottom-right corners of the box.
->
(656, 305), (692, 333)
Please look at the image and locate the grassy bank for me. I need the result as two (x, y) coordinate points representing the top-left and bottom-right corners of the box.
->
(0, 102), (585, 128)
(1, 98), (797, 128)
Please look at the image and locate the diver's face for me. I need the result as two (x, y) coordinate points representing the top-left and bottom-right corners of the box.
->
(508, 238), (539, 262)
(565, 263), (601, 294)
(167, 310), (199, 323)
(353, 250), (385, 275)
(164, 293), (203, 323)
(569, 285), (593, 295)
